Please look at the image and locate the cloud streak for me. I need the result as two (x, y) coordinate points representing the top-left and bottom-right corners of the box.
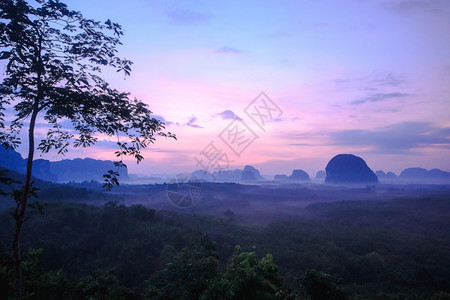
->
(153, 115), (174, 126)
(216, 46), (242, 54)
(382, 0), (432, 13)
(350, 92), (409, 105)
(329, 122), (450, 154)
(216, 110), (242, 120)
(333, 70), (407, 89)
(185, 116), (203, 128)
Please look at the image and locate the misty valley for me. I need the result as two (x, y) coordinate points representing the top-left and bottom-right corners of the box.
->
(1, 157), (449, 299)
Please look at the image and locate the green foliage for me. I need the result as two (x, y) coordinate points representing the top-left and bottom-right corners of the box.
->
(74, 270), (136, 300)
(0, 169), (18, 197)
(0, 247), (71, 299)
(0, 244), (13, 297)
(203, 245), (282, 300)
(299, 269), (345, 300)
(0, 200), (448, 299)
(431, 291), (450, 300)
(21, 248), (70, 300)
(146, 237), (219, 300)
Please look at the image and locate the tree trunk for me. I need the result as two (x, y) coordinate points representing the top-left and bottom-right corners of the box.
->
(12, 106), (39, 300)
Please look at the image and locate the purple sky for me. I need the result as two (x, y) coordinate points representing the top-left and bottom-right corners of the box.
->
(14, 0), (450, 177)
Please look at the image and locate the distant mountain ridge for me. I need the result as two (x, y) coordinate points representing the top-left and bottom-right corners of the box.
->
(189, 157), (450, 185)
(376, 170), (397, 181)
(192, 165), (264, 182)
(274, 169), (310, 181)
(399, 167), (450, 183)
(0, 147), (128, 183)
(375, 168), (450, 183)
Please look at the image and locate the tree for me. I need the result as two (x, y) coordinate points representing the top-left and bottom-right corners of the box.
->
(75, 270), (135, 300)
(0, 0), (175, 298)
(202, 246), (282, 300)
(1, 247), (71, 299)
(300, 269), (345, 300)
(146, 237), (219, 300)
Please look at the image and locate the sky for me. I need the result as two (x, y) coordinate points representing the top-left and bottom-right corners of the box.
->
(11, 0), (450, 177)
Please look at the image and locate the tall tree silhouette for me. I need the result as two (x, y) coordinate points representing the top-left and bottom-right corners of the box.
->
(0, 1), (175, 298)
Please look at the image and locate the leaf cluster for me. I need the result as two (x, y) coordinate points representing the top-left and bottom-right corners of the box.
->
(0, 0), (175, 189)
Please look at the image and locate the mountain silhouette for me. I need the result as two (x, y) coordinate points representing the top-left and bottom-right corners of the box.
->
(325, 154), (378, 184)
(0, 147), (128, 182)
(241, 165), (263, 181)
(289, 169), (310, 181)
(376, 170), (397, 181)
(315, 170), (326, 180)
